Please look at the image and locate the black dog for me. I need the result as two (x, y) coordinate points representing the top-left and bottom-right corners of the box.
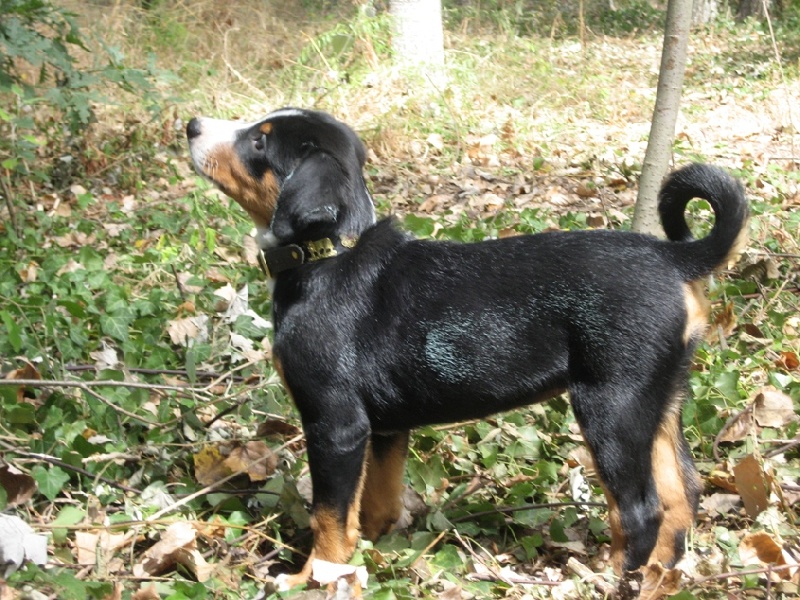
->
(186, 108), (748, 587)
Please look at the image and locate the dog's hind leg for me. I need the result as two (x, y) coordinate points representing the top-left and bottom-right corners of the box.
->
(570, 382), (699, 572)
(649, 399), (701, 567)
(360, 431), (410, 541)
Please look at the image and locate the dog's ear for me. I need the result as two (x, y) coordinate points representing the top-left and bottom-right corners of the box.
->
(271, 151), (347, 242)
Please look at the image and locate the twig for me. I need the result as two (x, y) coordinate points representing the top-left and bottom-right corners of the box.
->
(764, 433), (800, 459)
(712, 403), (754, 462)
(0, 174), (20, 237)
(467, 571), (561, 585)
(171, 264), (187, 301)
(453, 529), (514, 586)
(64, 364), (248, 383)
(0, 379), (163, 426)
(567, 556), (617, 596)
(450, 500), (606, 523)
(0, 377), (198, 393)
(688, 562), (799, 588)
(1, 443), (141, 495)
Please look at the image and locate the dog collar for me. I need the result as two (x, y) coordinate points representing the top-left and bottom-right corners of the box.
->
(258, 235), (358, 278)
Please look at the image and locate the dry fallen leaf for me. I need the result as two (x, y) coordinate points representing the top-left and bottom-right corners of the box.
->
(223, 441), (277, 482)
(700, 492), (742, 517)
(0, 461), (37, 508)
(5, 361), (41, 404)
(193, 445), (231, 486)
(734, 454), (772, 519)
(710, 302), (737, 341)
(716, 407), (754, 443)
(639, 563), (683, 599)
(257, 419), (303, 439)
(739, 531), (799, 581)
(776, 350), (799, 371)
(753, 388), (797, 428)
(166, 315), (209, 347)
(131, 584), (161, 600)
(134, 521), (211, 581)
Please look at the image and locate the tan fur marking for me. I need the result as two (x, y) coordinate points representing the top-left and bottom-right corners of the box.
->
(260, 122), (273, 135)
(360, 433), (409, 541)
(199, 145), (279, 227)
(682, 281), (710, 346)
(724, 217), (750, 267)
(650, 405), (699, 566)
(575, 425), (627, 573)
(601, 484), (626, 572)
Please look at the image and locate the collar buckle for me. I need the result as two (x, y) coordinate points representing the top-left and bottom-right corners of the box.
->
(258, 235), (359, 279)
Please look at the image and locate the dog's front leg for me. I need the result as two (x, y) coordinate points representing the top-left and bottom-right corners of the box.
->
(279, 416), (370, 589)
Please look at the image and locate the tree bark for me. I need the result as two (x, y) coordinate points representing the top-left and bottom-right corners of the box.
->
(692, 0), (719, 26)
(390, 0), (445, 70)
(632, 0), (693, 235)
(737, 0), (773, 20)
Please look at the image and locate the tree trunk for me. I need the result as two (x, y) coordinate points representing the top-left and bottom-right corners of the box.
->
(632, 0), (693, 236)
(390, 0), (445, 70)
(691, 0), (719, 26)
(737, 0), (773, 20)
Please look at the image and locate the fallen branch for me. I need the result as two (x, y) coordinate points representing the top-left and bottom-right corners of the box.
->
(450, 500), (606, 524)
(688, 563), (799, 588)
(567, 557), (617, 596)
(0, 442), (141, 495)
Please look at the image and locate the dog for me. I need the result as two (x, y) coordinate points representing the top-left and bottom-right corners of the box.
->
(186, 108), (748, 587)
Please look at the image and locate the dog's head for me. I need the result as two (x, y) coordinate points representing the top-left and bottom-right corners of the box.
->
(186, 108), (375, 246)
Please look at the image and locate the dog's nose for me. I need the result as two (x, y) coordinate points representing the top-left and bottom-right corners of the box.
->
(186, 118), (202, 140)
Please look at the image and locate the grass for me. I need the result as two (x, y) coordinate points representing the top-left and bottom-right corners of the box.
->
(0, 1), (799, 598)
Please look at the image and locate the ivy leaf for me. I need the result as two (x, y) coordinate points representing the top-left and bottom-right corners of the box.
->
(0, 311), (23, 352)
(99, 308), (134, 342)
(31, 465), (71, 502)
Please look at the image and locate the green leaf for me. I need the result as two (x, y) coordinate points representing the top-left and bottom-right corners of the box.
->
(549, 518), (568, 543)
(6, 403), (36, 425)
(99, 309), (133, 342)
(32, 465), (71, 502)
(51, 505), (86, 544)
(429, 544), (464, 572)
(0, 311), (23, 352)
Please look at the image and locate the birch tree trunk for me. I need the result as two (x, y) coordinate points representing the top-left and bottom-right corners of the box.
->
(390, 0), (445, 71)
(632, 0), (693, 235)
(692, 0), (719, 25)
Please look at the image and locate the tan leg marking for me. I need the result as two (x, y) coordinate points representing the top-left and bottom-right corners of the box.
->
(574, 427), (627, 573)
(601, 486), (626, 573)
(650, 404), (699, 567)
(360, 433), (409, 541)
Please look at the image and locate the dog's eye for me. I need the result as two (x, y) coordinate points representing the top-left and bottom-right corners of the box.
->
(253, 135), (266, 152)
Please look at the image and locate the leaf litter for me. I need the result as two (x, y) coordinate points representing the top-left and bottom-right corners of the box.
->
(0, 6), (798, 599)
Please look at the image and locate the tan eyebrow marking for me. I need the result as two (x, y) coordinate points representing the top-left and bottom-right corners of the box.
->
(260, 122), (273, 135)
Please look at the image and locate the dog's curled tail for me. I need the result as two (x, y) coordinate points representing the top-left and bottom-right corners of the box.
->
(658, 163), (749, 281)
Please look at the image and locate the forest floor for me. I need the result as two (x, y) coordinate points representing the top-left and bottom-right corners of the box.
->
(1, 1), (799, 599)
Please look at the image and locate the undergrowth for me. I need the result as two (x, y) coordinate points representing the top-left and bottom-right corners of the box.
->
(0, 1), (798, 599)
